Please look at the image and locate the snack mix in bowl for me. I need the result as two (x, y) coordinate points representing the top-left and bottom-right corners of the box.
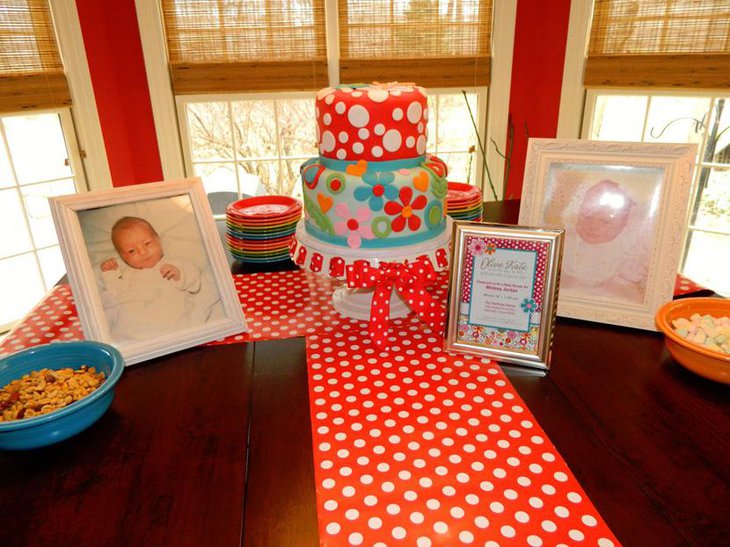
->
(0, 341), (124, 450)
(1, 365), (106, 422)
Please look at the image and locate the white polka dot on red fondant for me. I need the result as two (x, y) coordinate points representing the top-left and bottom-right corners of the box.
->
(348, 105), (369, 127)
(321, 131), (336, 152)
(383, 129), (402, 152)
(407, 101), (423, 123)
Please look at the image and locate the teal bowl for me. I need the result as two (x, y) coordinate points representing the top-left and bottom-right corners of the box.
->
(0, 341), (124, 450)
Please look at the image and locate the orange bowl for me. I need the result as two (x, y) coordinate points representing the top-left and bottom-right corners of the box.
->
(655, 297), (730, 385)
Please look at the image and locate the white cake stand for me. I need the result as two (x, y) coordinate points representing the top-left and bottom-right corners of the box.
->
(292, 218), (452, 320)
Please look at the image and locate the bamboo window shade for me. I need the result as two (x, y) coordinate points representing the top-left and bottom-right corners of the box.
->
(161, 0), (328, 93)
(0, 0), (70, 113)
(338, 0), (493, 88)
(585, 0), (730, 89)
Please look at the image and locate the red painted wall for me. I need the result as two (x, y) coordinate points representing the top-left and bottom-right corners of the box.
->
(505, 0), (572, 199)
(75, 0), (163, 187)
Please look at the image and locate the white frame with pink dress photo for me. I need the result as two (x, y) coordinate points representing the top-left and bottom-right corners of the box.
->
(49, 178), (247, 365)
(519, 139), (697, 330)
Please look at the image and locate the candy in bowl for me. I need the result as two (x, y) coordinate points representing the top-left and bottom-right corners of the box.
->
(655, 297), (730, 385)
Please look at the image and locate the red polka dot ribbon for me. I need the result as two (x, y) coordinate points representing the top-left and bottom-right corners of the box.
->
(346, 258), (446, 348)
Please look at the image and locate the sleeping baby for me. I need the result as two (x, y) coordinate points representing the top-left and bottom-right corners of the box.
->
(99, 216), (207, 342)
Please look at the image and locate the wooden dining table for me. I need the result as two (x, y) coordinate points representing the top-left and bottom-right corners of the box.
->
(1, 200), (728, 546)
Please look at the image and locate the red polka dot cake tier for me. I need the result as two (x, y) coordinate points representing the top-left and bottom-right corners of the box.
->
(292, 82), (452, 285)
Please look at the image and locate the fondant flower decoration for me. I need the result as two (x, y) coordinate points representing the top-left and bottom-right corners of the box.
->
(467, 238), (488, 255)
(384, 186), (427, 232)
(334, 203), (374, 248)
(520, 298), (537, 313)
(485, 243), (496, 255)
(354, 172), (398, 211)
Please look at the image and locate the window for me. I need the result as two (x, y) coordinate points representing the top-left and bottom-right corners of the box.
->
(158, 0), (493, 205)
(578, 0), (730, 296)
(177, 89), (483, 216)
(584, 91), (730, 296)
(0, 111), (87, 331)
(0, 1), (88, 331)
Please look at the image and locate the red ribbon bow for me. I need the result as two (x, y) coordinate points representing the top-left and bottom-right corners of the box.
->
(346, 257), (446, 348)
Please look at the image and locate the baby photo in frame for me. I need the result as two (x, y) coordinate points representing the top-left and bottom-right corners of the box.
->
(49, 178), (247, 365)
(520, 139), (696, 330)
(445, 222), (564, 372)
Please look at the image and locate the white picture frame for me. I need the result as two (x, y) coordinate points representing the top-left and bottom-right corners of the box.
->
(519, 139), (696, 331)
(49, 178), (247, 365)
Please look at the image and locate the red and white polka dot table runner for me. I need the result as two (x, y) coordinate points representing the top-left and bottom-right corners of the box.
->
(0, 271), (340, 355)
(307, 315), (618, 546)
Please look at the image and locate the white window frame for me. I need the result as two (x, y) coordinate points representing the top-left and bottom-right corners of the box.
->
(49, 0), (112, 191)
(556, 0), (593, 139)
(136, 0), (513, 200)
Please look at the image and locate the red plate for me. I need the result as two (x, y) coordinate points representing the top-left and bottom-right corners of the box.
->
(446, 182), (482, 204)
(227, 196), (301, 219)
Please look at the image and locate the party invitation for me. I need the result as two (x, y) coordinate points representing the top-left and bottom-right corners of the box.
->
(445, 223), (564, 371)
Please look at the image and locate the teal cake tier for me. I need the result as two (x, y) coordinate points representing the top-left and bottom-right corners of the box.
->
(301, 155), (448, 249)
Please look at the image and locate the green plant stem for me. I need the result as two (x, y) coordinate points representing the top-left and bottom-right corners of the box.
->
(462, 90), (499, 201)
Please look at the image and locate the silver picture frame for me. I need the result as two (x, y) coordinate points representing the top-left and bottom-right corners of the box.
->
(445, 221), (564, 372)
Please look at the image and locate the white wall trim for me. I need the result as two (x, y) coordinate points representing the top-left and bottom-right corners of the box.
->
(324, 0), (340, 87)
(556, 0), (593, 138)
(485, 0), (517, 201)
(49, 0), (112, 191)
(135, 0), (186, 180)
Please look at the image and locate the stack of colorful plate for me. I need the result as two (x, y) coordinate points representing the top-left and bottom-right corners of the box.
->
(446, 182), (483, 222)
(225, 196), (302, 263)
